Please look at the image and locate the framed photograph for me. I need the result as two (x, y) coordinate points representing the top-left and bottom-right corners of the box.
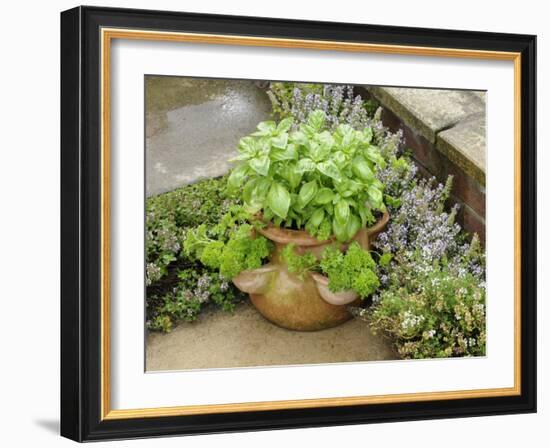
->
(60, 6), (536, 442)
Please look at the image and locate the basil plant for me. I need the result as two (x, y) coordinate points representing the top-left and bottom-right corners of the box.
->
(227, 110), (386, 242)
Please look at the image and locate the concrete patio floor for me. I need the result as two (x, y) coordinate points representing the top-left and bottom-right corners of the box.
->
(146, 301), (398, 371)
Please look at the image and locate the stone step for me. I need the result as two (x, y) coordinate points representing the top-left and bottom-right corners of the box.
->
(369, 86), (486, 185)
(368, 86), (486, 240)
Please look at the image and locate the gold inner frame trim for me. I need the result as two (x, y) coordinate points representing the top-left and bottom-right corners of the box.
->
(100, 27), (522, 421)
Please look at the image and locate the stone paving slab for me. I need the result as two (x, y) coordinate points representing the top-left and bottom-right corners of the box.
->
(369, 86), (486, 186)
(145, 77), (272, 196)
(369, 87), (486, 144)
(437, 112), (486, 185)
(146, 301), (397, 371)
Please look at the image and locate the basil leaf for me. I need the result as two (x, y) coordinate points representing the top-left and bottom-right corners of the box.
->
(307, 110), (326, 132)
(346, 214), (361, 240)
(332, 217), (348, 242)
(317, 160), (341, 180)
(249, 154), (270, 176)
(227, 165), (248, 191)
(335, 199), (350, 225)
(276, 117), (294, 133)
(298, 180), (318, 207)
(316, 130), (335, 149)
(367, 185), (383, 208)
(242, 178), (268, 213)
(252, 120), (277, 136)
(364, 145), (386, 168)
(271, 143), (297, 161)
(290, 131), (308, 146)
(335, 124), (354, 150)
(352, 156), (375, 181)
(270, 132), (288, 150)
(296, 158), (316, 173)
(309, 208), (325, 227)
(267, 183), (291, 219)
(309, 140), (331, 162)
(314, 188), (335, 205)
(332, 150), (347, 168)
(237, 136), (257, 155)
(363, 127), (373, 144)
(306, 208), (325, 235)
(254, 177), (271, 200)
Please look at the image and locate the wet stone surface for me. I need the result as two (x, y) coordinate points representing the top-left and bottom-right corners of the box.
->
(145, 76), (272, 196)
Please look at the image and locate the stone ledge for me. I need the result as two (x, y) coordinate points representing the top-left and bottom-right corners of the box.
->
(437, 112), (486, 186)
(369, 86), (486, 185)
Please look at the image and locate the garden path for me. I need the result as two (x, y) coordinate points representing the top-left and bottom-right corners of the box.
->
(146, 301), (397, 371)
(146, 76), (272, 196)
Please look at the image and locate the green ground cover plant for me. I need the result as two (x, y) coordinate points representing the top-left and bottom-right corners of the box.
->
(145, 176), (247, 332)
(356, 177), (486, 358)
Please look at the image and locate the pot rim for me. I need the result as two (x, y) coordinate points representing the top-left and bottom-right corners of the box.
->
(255, 210), (390, 246)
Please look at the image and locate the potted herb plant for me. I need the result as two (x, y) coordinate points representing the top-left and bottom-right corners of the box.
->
(224, 110), (390, 330)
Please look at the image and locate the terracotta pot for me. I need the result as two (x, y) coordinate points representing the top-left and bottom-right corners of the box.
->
(232, 264), (277, 295)
(310, 272), (358, 306)
(232, 211), (389, 331)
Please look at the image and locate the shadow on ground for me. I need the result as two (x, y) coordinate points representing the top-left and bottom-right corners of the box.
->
(33, 419), (59, 435)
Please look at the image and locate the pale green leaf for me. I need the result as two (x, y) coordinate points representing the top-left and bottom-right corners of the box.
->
(314, 188), (335, 205)
(352, 156), (375, 181)
(363, 127), (373, 144)
(317, 160), (341, 180)
(307, 110), (326, 132)
(276, 117), (294, 133)
(227, 165), (248, 191)
(298, 180), (318, 207)
(237, 136), (257, 155)
(295, 158), (316, 173)
(346, 214), (361, 240)
(335, 199), (350, 225)
(249, 154), (270, 176)
(332, 217), (348, 242)
(367, 185), (383, 209)
(271, 132), (289, 149)
(267, 183), (291, 219)
(252, 120), (277, 136)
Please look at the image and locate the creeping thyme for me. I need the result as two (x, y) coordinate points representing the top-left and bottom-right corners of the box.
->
(145, 175), (238, 286)
(369, 260), (486, 359)
(147, 268), (245, 332)
(367, 174), (486, 359)
(145, 176), (246, 332)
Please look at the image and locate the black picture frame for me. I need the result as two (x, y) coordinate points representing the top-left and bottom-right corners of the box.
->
(61, 5), (536, 442)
